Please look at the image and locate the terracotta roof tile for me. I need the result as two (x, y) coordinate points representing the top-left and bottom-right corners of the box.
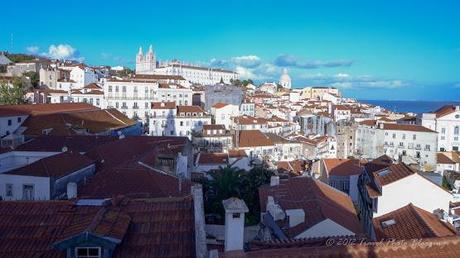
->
(373, 203), (457, 240)
(237, 130), (274, 148)
(383, 123), (436, 133)
(221, 236), (460, 258)
(323, 159), (364, 176)
(372, 163), (415, 186)
(212, 102), (228, 109)
(259, 177), (363, 238)
(0, 196), (196, 258)
(16, 135), (117, 153)
(151, 101), (176, 109)
(5, 151), (94, 179)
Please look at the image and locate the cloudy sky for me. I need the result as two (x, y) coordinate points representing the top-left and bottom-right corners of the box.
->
(2, 0), (460, 100)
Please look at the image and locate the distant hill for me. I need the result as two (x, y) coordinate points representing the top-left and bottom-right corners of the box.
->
(4, 52), (51, 63)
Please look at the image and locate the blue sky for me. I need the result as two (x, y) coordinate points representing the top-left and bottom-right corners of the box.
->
(1, 0), (460, 100)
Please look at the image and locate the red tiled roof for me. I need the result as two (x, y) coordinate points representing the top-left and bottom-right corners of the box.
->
(151, 101), (176, 109)
(79, 164), (192, 198)
(16, 135), (118, 153)
(197, 152), (228, 165)
(212, 102), (228, 109)
(22, 108), (136, 136)
(84, 136), (188, 171)
(323, 159), (364, 177)
(372, 163), (415, 186)
(83, 83), (102, 89)
(437, 152), (460, 164)
(0, 103), (97, 116)
(359, 120), (377, 126)
(237, 130), (274, 148)
(5, 151), (94, 179)
(221, 236), (460, 258)
(277, 160), (308, 175)
(0, 196), (196, 258)
(177, 105), (205, 114)
(259, 177), (363, 238)
(364, 155), (394, 173)
(434, 105), (457, 118)
(383, 123), (436, 133)
(233, 115), (268, 125)
(203, 124), (225, 131)
(373, 203), (456, 241)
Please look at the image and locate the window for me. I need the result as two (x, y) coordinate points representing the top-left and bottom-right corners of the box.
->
(17, 117), (21, 123)
(108, 86), (112, 92)
(392, 133), (396, 139)
(455, 127), (459, 135)
(75, 247), (101, 258)
(413, 134), (416, 140)
(5, 183), (13, 197)
(22, 184), (34, 200)
(441, 128), (446, 134)
(7, 119), (12, 126)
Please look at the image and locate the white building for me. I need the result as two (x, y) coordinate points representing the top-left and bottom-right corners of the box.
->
(0, 109), (28, 137)
(359, 163), (453, 238)
(356, 121), (437, 170)
(103, 76), (192, 121)
(235, 130), (276, 162)
(149, 105), (211, 139)
(279, 68), (291, 89)
(259, 176), (363, 240)
(382, 123), (437, 170)
(155, 62), (238, 85)
(57, 65), (97, 90)
(333, 105), (352, 122)
(422, 105), (460, 151)
(211, 103), (240, 129)
(135, 45), (156, 74)
(134, 45), (238, 85)
(0, 152), (95, 200)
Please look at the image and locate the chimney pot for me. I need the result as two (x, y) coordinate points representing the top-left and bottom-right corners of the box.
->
(270, 176), (280, 186)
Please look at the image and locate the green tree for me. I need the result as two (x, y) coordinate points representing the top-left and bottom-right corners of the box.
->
(5, 53), (36, 63)
(23, 71), (39, 88)
(442, 176), (452, 191)
(0, 77), (26, 105)
(202, 164), (274, 225)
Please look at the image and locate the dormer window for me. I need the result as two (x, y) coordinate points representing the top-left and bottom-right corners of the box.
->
(75, 247), (101, 258)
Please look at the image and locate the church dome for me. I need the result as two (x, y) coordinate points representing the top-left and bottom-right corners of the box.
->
(279, 68), (292, 88)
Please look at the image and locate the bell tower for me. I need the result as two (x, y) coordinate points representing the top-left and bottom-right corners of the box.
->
(135, 46), (144, 74)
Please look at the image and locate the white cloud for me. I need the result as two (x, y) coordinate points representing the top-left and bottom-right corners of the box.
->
(231, 55), (261, 68)
(46, 44), (79, 60)
(26, 46), (39, 54)
(235, 66), (256, 79)
(299, 72), (408, 89)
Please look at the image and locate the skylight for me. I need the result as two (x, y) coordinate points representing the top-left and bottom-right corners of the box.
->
(378, 169), (391, 177)
(381, 219), (396, 228)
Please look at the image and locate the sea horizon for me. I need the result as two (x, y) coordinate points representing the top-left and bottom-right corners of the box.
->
(358, 99), (460, 114)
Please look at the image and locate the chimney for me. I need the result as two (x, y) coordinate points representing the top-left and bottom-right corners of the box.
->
(270, 176), (280, 186)
(456, 106), (460, 112)
(222, 197), (249, 251)
(67, 182), (77, 199)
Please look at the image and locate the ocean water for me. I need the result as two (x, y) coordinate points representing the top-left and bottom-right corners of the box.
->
(359, 100), (460, 114)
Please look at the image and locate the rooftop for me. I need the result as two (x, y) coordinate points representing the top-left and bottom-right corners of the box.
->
(259, 177), (363, 238)
(373, 203), (457, 240)
(5, 151), (94, 179)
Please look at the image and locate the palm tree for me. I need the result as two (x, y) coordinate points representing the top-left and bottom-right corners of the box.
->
(203, 165), (274, 225)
